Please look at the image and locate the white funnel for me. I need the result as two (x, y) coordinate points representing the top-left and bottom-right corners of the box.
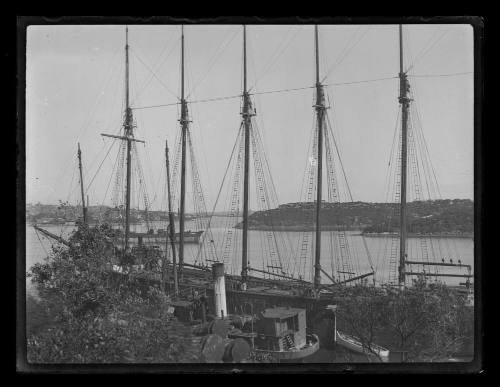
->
(212, 263), (227, 318)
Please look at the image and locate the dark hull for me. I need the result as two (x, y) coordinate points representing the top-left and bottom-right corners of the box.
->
(117, 231), (204, 245)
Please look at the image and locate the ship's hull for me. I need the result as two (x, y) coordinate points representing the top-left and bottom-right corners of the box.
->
(117, 231), (204, 245)
(253, 334), (319, 361)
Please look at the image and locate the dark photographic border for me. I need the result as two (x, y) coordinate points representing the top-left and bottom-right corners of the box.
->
(16, 15), (485, 374)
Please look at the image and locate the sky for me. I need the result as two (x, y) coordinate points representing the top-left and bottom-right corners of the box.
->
(25, 24), (474, 210)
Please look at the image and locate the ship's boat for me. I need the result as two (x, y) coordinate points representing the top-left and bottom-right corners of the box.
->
(335, 330), (389, 361)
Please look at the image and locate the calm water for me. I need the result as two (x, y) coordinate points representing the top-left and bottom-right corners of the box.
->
(26, 217), (474, 294)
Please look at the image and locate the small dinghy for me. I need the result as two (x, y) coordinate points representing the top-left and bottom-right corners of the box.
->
(335, 330), (389, 361)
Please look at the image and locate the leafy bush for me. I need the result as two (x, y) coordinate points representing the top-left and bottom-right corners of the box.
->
(335, 278), (474, 361)
(27, 222), (201, 363)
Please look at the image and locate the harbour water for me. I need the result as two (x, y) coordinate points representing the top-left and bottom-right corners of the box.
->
(26, 216), (474, 294)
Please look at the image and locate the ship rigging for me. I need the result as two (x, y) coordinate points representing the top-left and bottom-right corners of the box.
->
(32, 24), (473, 297)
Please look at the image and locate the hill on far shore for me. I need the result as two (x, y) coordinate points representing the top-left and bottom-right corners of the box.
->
(235, 199), (473, 235)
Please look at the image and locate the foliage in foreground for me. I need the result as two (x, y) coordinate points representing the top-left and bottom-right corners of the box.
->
(27, 222), (200, 363)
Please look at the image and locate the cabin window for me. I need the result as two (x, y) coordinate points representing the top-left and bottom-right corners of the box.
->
(276, 319), (288, 335)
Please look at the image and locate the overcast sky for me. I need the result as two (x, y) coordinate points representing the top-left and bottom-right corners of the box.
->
(25, 24), (474, 210)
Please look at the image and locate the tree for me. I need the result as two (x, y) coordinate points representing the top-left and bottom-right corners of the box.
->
(382, 278), (473, 361)
(335, 278), (473, 362)
(27, 222), (201, 363)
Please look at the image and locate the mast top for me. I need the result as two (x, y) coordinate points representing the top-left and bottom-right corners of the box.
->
(398, 25), (411, 104)
(399, 24), (404, 76)
(243, 25), (247, 95)
(315, 25), (320, 86)
(181, 25), (185, 103)
(124, 25), (131, 125)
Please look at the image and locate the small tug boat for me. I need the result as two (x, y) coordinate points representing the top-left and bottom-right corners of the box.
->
(248, 307), (319, 361)
(335, 330), (389, 362)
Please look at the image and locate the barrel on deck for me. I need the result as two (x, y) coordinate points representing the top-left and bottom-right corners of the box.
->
(223, 338), (251, 363)
(200, 334), (225, 363)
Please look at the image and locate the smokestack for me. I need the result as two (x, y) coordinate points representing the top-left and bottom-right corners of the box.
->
(212, 262), (227, 318)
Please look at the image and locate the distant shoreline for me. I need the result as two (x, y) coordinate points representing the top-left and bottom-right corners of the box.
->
(362, 232), (474, 239)
(234, 223), (362, 232)
(29, 222), (473, 239)
(233, 223), (473, 238)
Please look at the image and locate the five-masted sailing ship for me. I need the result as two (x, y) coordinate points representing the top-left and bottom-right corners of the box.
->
(32, 24), (473, 305)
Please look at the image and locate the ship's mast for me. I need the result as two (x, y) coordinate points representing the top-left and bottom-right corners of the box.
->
(178, 25), (189, 279)
(398, 24), (410, 287)
(101, 26), (143, 252)
(124, 25), (134, 252)
(165, 140), (178, 296)
(314, 25), (326, 290)
(241, 25), (253, 290)
(77, 143), (87, 224)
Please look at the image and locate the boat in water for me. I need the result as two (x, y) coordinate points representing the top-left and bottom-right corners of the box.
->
(335, 330), (389, 362)
(31, 24), (473, 317)
(229, 306), (319, 362)
(114, 229), (204, 245)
